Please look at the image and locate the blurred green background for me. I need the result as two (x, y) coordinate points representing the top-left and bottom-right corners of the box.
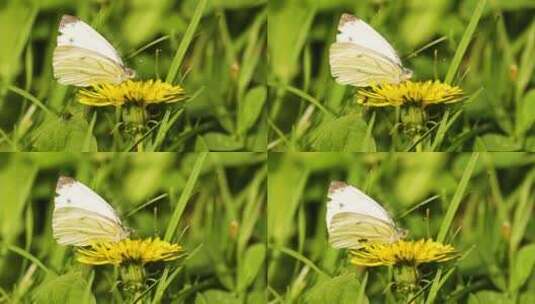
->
(268, 0), (535, 151)
(0, 0), (267, 151)
(0, 152), (266, 303)
(268, 152), (535, 303)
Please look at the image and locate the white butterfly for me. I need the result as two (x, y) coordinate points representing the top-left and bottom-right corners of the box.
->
(53, 15), (135, 87)
(53, 176), (129, 246)
(326, 181), (406, 249)
(329, 13), (412, 87)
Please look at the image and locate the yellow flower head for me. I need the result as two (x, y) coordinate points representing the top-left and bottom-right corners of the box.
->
(77, 79), (185, 107)
(76, 238), (183, 266)
(358, 80), (464, 107)
(350, 239), (457, 267)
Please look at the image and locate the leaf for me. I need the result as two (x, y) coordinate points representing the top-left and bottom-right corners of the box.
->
(510, 244), (535, 292)
(518, 89), (535, 136)
(182, 0), (265, 11)
(195, 290), (240, 304)
(30, 110), (97, 152)
(468, 290), (512, 304)
(267, 156), (308, 244)
(32, 272), (96, 304)
(0, 156), (37, 246)
(310, 114), (376, 152)
(401, 0), (448, 47)
(305, 272), (369, 304)
(237, 243), (266, 292)
(268, 0), (316, 82)
(122, 153), (175, 203)
(394, 153), (447, 205)
(212, 0), (266, 9)
(238, 86), (266, 135)
(525, 136), (535, 151)
(122, 2), (169, 46)
(245, 112), (267, 151)
(202, 132), (244, 151)
(520, 291), (535, 304)
(474, 134), (521, 151)
(246, 290), (266, 304)
(0, 2), (36, 84)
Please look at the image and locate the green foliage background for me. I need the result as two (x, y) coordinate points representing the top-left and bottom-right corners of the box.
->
(0, 152), (266, 303)
(0, 0), (267, 151)
(268, 0), (535, 151)
(0, 0), (534, 302)
(268, 152), (535, 303)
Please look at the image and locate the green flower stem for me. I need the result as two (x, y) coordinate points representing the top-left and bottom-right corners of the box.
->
(120, 263), (146, 301)
(401, 106), (429, 150)
(394, 265), (421, 303)
(122, 105), (148, 151)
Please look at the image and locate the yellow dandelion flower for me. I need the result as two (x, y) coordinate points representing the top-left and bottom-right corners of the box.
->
(350, 239), (457, 267)
(76, 238), (183, 266)
(77, 79), (185, 107)
(358, 80), (464, 107)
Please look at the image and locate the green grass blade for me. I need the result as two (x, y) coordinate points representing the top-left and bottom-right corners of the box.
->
(509, 170), (534, 256)
(426, 152), (479, 304)
(83, 111), (97, 152)
(271, 244), (329, 278)
(357, 272), (368, 304)
(436, 152), (479, 242)
(165, 0), (207, 84)
(150, 109), (184, 151)
(425, 266), (457, 304)
(444, 0), (487, 84)
(163, 152), (208, 241)
(152, 245), (202, 303)
(277, 84), (335, 118)
(5, 244), (52, 275)
(126, 35), (170, 60)
(8, 85), (56, 117)
(152, 153), (207, 303)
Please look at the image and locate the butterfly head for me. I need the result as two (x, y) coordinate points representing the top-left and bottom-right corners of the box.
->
(401, 67), (413, 81)
(123, 227), (132, 238)
(395, 227), (409, 240)
(124, 67), (136, 79)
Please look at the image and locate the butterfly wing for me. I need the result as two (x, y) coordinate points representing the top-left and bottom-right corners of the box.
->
(330, 42), (405, 87)
(329, 13), (412, 87)
(53, 176), (128, 246)
(53, 46), (130, 87)
(53, 15), (134, 87)
(57, 15), (123, 65)
(326, 181), (402, 249)
(53, 208), (128, 246)
(328, 213), (400, 249)
(336, 13), (401, 65)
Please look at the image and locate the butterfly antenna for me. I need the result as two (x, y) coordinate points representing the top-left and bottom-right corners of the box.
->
(405, 36), (448, 59)
(176, 225), (190, 243)
(125, 193), (168, 217)
(126, 35), (170, 59)
(153, 204), (159, 236)
(180, 65), (193, 83)
(155, 48), (161, 79)
(397, 195), (440, 219)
